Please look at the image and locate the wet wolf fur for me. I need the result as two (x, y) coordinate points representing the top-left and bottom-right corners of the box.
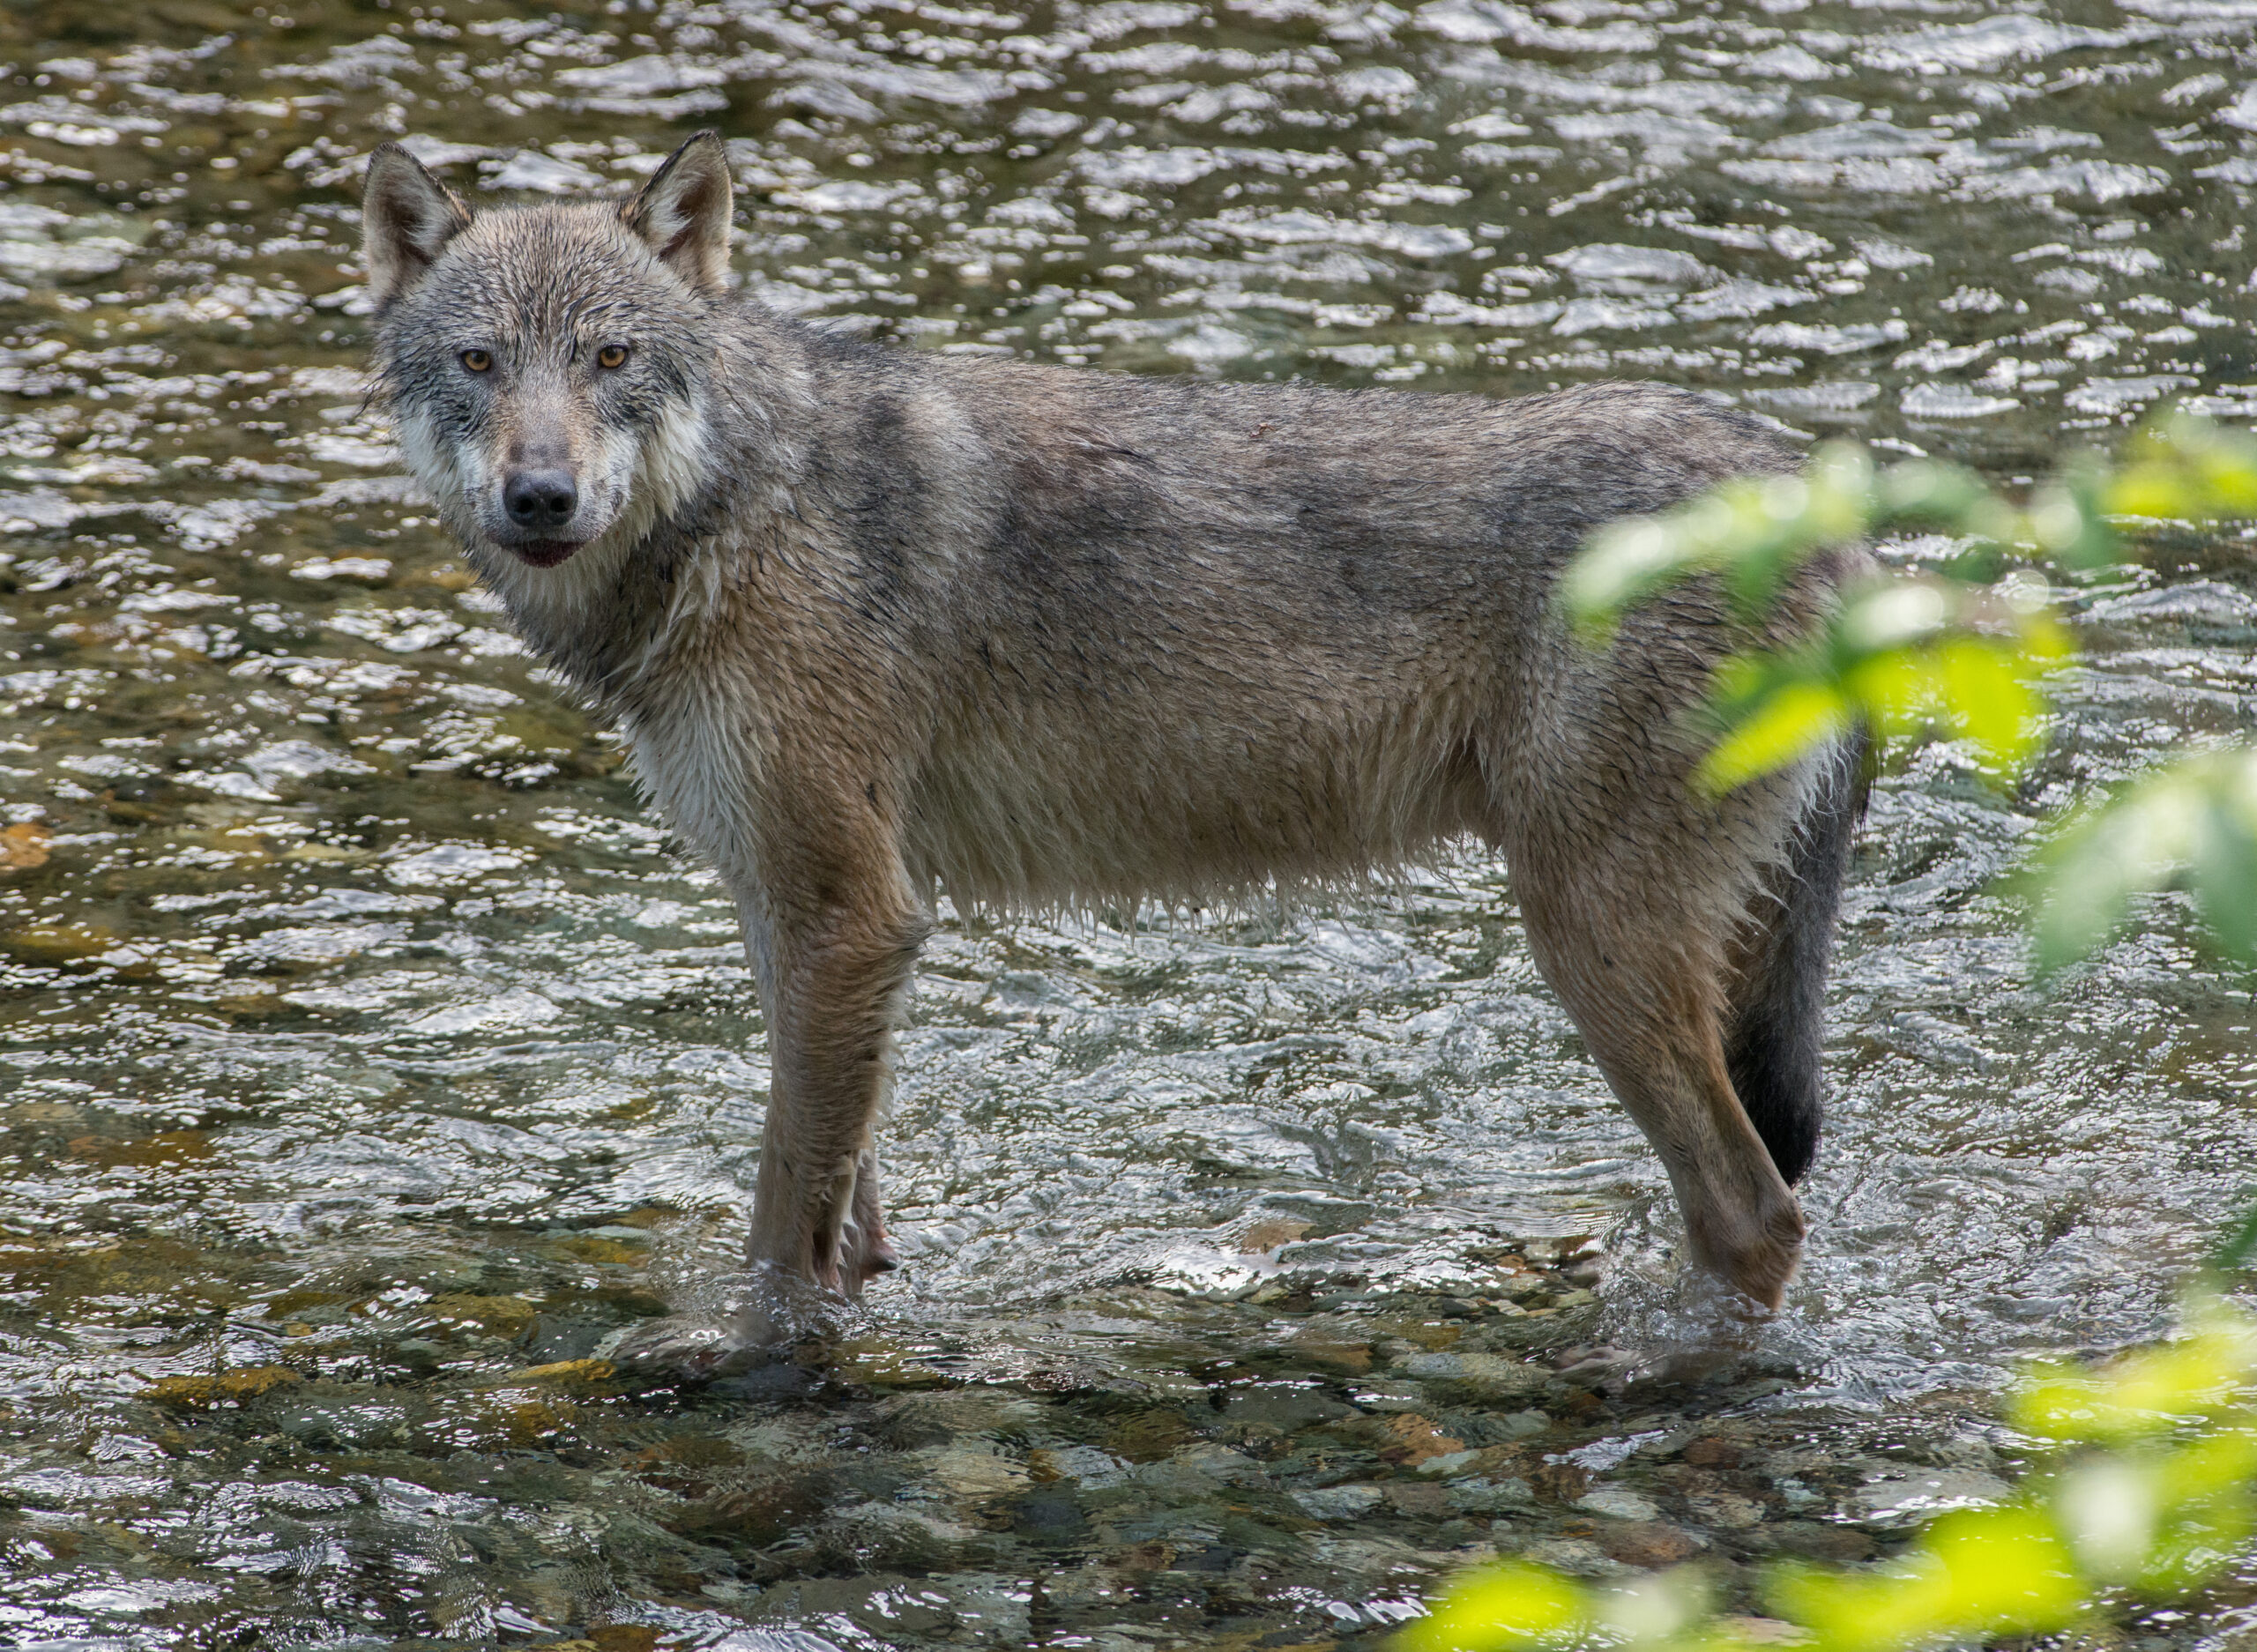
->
(361, 131), (1864, 1328)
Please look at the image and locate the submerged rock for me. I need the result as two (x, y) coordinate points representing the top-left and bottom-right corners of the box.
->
(1291, 1484), (1385, 1519)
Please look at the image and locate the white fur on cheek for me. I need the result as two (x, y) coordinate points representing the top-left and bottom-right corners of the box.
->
(642, 396), (712, 521)
(391, 401), (509, 583)
(392, 403), (470, 527)
(591, 391), (712, 554)
(645, 398), (726, 631)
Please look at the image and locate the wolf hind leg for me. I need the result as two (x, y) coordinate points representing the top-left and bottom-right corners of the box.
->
(1723, 729), (1868, 1187)
(1510, 837), (1807, 1308)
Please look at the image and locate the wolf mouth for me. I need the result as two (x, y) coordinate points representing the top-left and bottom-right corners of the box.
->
(503, 538), (583, 568)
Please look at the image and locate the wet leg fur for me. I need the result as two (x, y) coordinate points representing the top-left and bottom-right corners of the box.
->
(741, 855), (930, 1294)
(1490, 678), (1843, 1302)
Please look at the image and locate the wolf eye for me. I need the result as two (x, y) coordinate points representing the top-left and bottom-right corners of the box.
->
(460, 349), (492, 373)
(597, 344), (630, 369)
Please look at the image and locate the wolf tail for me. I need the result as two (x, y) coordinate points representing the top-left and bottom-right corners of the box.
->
(1724, 727), (1870, 1187)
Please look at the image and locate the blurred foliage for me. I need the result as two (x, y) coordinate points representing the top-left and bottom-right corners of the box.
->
(1562, 412), (2257, 964)
(2029, 746), (2257, 973)
(1401, 1297), (2257, 1652)
(1694, 575), (2071, 796)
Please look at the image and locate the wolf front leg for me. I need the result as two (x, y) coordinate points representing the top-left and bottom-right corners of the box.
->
(739, 848), (931, 1303)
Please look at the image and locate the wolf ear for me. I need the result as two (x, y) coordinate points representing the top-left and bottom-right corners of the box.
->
(622, 130), (733, 297)
(361, 144), (471, 312)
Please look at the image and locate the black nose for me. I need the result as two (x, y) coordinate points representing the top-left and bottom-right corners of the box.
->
(503, 468), (577, 531)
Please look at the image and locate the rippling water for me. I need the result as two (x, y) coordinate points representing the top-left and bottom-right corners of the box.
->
(1, 1), (2254, 1647)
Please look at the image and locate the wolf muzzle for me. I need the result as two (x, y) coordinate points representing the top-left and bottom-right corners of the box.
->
(498, 466), (584, 565)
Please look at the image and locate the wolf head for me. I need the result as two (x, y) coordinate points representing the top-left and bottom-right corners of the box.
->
(360, 132), (731, 601)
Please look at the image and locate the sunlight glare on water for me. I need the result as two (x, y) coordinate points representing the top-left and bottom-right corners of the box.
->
(0, 0), (2253, 1646)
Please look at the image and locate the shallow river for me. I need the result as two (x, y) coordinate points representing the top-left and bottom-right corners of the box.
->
(2, 0), (2255, 1647)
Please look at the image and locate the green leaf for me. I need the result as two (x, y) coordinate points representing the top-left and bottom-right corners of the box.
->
(2027, 465), (2122, 572)
(1563, 515), (1702, 638)
(1399, 1562), (1591, 1652)
(1561, 410), (2257, 967)
(2103, 411), (2257, 523)
(1693, 580), (2068, 796)
(2054, 1458), (2158, 1581)
(1921, 1506), (2086, 1634)
(2010, 1306), (2257, 1442)
(1695, 680), (1851, 796)
(2209, 1199), (2257, 1276)
(1770, 1505), (2082, 1652)
(1874, 458), (1993, 527)
(1561, 442), (1881, 637)
(2191, 791), (2257, 962)
(1935, 635), (2047, 775)
(2031, 748), (2257, 971)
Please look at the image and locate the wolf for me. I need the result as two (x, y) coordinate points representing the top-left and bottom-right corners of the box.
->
(360, 130), (1865, 1338)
